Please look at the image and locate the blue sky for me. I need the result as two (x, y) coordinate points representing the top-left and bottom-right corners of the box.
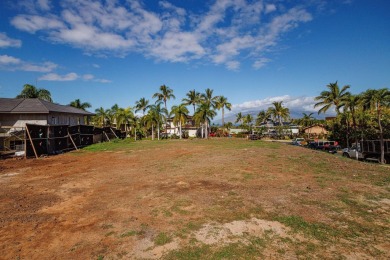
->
(0, 0), (389, 119)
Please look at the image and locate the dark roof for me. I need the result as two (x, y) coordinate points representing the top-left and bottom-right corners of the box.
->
(0, 98), (94, 115)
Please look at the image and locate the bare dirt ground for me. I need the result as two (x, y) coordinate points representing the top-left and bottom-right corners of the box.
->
(0, 139), (389, 259)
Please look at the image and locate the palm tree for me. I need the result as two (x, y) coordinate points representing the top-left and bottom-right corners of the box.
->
(16, 84), (52, 102)
(268, 101), (290, 125)
(194, 103), (217, 139)
(135, 97), (150, 116)
(235, 112), (244, 125)
(69, 99), (91, 111)
(152, 84), (175, 112)
(256, 110), (271, 126)
(215, 95), (232, 126)
(182, 89), (201, 114)
(94, 107), (108, 127)
(148, 102), (168, 140)
(170, 104), (189, 139)
(200, 88), (217, 108)
(300, 112), (315, 127)
(152, 85), (175, 135)
(107, 104), (120, 127)
(361, 88), (390, 164)
(117, 107), (134, 135)
(144, 110), (158, 140)
(243, 114), (254, 133)
(314, 81), (351, 115)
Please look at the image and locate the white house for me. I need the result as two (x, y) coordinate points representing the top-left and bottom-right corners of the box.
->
(165, 115), (199, 138)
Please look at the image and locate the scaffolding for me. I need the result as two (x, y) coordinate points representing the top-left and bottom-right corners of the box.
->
(1, 124), (124, 159)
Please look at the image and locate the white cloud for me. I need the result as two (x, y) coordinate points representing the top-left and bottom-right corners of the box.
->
(11, 15), (64, 33)
(39, 72), (79, 81)
(232, 95), (318, 114)
(0, 55), (21, 65)
(265, 4), (277, 14)
(0, 33), (22, 48)
(10, 0), (315, 68)
(21, 61), (57, 72)
(226, 61), (240, 70)
(37, 0), (51, 11)
(82, 74), (94, 80)
(253, 58), (271, 69)
(0, 55), (57, 72)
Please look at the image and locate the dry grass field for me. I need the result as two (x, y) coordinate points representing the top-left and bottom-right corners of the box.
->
(0, 138), (389, 259)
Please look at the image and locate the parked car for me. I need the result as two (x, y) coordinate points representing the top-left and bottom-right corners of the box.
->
(342, 143), (363, 160)
(292, 138), (305, 146)
(342, 140), (390, 164)
(307, 140), (340, 153)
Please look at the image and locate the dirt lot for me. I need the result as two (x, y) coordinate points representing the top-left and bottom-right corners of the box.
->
(0, 139), (389, 259)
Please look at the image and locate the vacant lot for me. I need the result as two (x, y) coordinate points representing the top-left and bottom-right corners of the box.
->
(0, 139), (389, 259)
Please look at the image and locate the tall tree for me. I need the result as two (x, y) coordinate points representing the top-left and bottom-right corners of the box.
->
(148, 102), (168, 140)
(235, 112), (244, 125)
(314, 81), (351, 115)
(16, 84), (52, 102)
(215, 95), (232, 126)
(135, 97), (150, 116)
(94, 107), (108, 127)
(170, 104), (189, 139)
(256, 110), (271, 125)
(268, 101), (290, 125)
(107, 104), (120, 127)
(300, 112), (315, 127)
(194, 103), (217, 139)
(152, 84), (175, 112)
(69, 99), (91, 111)
(117, 107), (134, 135)
(243, 114), (254, 133)
(152, 85), (175, 135)
(361, 88), (390, 164)
(200, 88), (217, 108)
(182, 89), (201, 114)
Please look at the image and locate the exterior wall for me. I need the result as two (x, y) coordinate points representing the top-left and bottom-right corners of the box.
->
(48, 113), (85, 126)
(188, 129), (197, 137)
(0, 114), (47, 128)
(230, 128), (246, 134)
(0, 113), (85, 128)
(304, 126), (328, 135)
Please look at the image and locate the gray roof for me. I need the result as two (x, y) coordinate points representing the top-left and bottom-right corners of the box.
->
(0, 98), (94, 115)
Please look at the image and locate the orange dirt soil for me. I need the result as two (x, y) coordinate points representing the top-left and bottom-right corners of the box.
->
(0, 139), (389, 259)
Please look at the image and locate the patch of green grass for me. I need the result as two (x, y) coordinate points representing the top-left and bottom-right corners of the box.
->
(101, 224), (114, 229)
(105, 231), (116, 237)
(164, 237), (267, 259)
(154, 232), (173, 246)
(120, 230), (140, 238)
(171, 199), (192, 215)
(275, 215), (339, 241)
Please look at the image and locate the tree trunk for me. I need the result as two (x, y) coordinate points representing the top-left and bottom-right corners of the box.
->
(201, 124), (204, 138)
(179, 121), (182, 139)
(378, 110), (385, 164)
(152, 124), (154, 140)
(157, 121), (160, 140)
(205, 121), (208, 139)
(222, 108), (225, 126)
(134, 127), (137, 141)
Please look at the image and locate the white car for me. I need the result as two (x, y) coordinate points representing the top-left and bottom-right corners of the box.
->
(292, 138), (305, 146)
(342, 144), (363, 160)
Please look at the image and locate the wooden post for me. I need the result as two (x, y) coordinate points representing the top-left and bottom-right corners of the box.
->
(104, 131), (111, 142)
(24, 126), (27, 160)
(68, 129), (79, 150)
(110, 127), (118, 138)
(25, 124), (38, 159)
